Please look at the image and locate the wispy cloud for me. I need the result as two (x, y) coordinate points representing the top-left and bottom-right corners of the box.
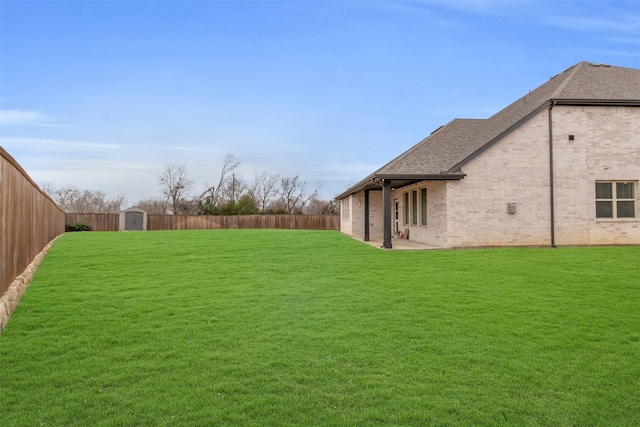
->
(28, 158), (158, 201)
(406, 0), (533, 16)
(604, 36), (640, 45)
(376, 1), (435, 14)
(589, 49), (640, 58)
(0, 137), (121, 151)
(0, 109), (59, 127)
(545, 15), (640, 33)
(165, 145), (228, 154)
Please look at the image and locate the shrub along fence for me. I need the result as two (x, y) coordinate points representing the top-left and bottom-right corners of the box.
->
(65, 213), (339, 232)
(1, 147), (65, 296)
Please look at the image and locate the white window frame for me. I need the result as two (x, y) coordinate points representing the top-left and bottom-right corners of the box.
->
(595, 181), (636, 219)
(403, 192), (410, 225)
(411, 190), (418, 226)
(420, 187), (427, 226)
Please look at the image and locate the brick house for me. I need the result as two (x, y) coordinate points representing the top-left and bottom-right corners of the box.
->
(337, 62), (640, 249)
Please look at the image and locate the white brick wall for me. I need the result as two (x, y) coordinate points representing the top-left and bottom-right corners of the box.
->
(340, 191), (385, 241)
(448, 105), (640, 247)
(552, 106), (640, 245)
(447, 110), (552, 247)
(339, 195), (352, 236)
(340, 105), (640, 248)
(367, 190), (384, 240)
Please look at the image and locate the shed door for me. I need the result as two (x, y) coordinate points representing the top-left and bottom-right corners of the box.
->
(125, 212), (144, 230)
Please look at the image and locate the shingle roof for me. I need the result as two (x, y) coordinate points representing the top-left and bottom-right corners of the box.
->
(338, 62), (640, 198)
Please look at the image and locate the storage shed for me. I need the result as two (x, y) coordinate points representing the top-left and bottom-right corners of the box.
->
(119, 207), (147, 231)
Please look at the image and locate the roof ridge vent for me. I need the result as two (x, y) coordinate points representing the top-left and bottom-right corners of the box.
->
(588, 62), (611, 67)
(552, 64), (577, 80)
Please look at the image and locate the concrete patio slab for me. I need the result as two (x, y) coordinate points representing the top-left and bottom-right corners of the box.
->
(363, 238), (441, 250)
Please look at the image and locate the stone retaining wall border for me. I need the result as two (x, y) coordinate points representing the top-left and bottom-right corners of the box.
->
(0, 235), (62, 334)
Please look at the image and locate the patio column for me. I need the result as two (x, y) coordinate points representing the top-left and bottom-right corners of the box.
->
(364, 189), (370, 241)
(382, 180), (392, 249)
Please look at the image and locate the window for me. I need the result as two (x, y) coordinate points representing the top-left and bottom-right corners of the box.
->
(411, 190), (418, 225)
(403, 193), (409, 225)
(420, 188), (427, 226)
(341, 197), (350, 220)
(395, 200), (399, 232)
(596, 182), (636, 219)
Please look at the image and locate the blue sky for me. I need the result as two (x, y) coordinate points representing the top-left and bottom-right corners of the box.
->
(1, 0), (639, 203)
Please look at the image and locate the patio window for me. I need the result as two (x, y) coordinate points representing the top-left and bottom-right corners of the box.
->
(403, 192), (409, 225)
(596, 181), (636, 219)
(411, 190), (418, 225)
(421, 188), (427, 226)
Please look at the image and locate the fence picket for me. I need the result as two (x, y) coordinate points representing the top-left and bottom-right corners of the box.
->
(64, 213), (339, 231)
(1, 147), (65, 295)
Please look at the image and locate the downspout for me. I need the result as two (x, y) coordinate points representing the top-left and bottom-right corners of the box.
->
(364, 189), (370, 242)
(548, 101), (557, 247)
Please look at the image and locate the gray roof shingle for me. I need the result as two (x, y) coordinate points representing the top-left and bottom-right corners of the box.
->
(339, 62), (640, 198)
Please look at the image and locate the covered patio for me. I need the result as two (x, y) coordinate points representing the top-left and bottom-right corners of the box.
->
(339, 174), (465, 249)
(363, 237), (442, 250)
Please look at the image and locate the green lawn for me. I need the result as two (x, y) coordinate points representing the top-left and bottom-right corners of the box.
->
(1, 230), (638, 426)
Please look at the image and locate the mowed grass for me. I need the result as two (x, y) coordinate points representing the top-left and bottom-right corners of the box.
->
(1, 230), (638, 426)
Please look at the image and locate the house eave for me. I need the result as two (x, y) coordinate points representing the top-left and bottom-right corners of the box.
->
(336, 172), (466, 199)
(553, 99), (640, 106)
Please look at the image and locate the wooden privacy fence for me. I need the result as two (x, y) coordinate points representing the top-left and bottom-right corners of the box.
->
(65, 213), (120, 232)
(65, 213), (339, 232)
(147, 214), (339, 231)
(1, 147), (66, 296)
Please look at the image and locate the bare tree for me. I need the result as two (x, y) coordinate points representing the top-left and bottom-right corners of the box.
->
(212, 153), (240, 206)
(250, 172), (280, 213)
(40, 182), (56, 197)
(45, 184), (126, 213)
(220, 172), (246, 204)
(197, 153), (241, 214)
(158, 163), (193, 214)
(305, 196), (338, 215)
(278, 175), (316, 214)
(134, 197), (169, 215)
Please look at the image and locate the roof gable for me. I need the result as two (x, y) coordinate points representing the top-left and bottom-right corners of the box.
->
(338, 62), (640, 198)
(553, 63), (640, 100)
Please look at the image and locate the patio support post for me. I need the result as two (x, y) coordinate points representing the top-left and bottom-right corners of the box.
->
(364, 189), (370, 241)
(382, 180), (392, 249)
